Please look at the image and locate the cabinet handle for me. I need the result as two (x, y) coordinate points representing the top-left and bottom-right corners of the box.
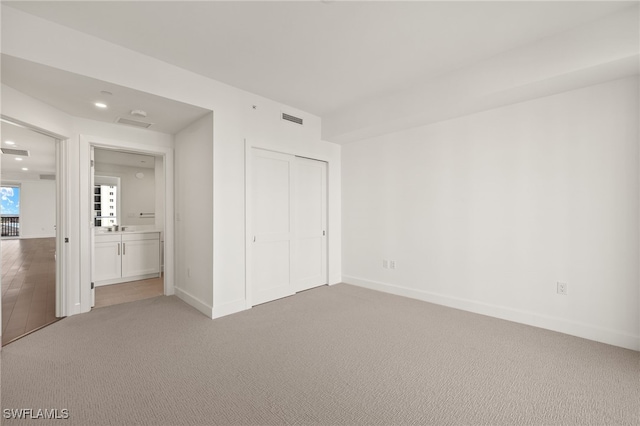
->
(123, 243), (126, 255)
(117, 243), (120, 256)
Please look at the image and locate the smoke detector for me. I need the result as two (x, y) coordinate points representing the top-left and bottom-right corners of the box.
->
(130, 109), (148, 118)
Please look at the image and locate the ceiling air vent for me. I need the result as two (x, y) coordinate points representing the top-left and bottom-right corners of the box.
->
(282, 113), (303, 125)
(116, 117), (153, 129)
(40, 174), (56, 181)
(0, 148), (30, 156)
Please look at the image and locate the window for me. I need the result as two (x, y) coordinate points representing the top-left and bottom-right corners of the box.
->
(1, 186), (21, 237)
(94, 176), (120, 227)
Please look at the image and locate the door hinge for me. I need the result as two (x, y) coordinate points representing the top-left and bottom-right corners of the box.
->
(323, 230), (326, 236)
(91, 159), (94, 167)
(64, 237), (69, 243)
(91, 282), (95, 290)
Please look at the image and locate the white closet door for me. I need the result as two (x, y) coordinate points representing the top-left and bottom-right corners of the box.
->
(251, 150), (295, 305)
(293, 157), (327, 292)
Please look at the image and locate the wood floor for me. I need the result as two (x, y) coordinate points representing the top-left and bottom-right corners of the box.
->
(94, 277), (164, 309)
(2, 237), (164, 345)
(1, 237), (58, 345)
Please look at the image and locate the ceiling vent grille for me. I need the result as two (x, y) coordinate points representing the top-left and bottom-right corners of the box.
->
(282, 113), (303, 125)
(116, 117), (153, 129)
(40, 174), (56, 181)
(0, 148), (30, 156)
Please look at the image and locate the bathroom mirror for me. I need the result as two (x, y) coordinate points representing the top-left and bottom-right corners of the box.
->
(93, 148), (157, 228)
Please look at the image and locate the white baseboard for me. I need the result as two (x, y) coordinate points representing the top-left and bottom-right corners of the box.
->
(18, 234), (56, 239)
(213, 299), (247, 319)
(343, 275), (640, 351)
(174, 287), (213, 318)
(329, 274), (342, 285)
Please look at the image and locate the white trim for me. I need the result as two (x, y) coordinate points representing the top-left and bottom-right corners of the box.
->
(213, 299), (247, 319)
(0, 114), (67, 140)
(245, 142), (333, 308)
(175, 287), (213, 318)
(79, 134), (175, 314)
(18, 233), (57, 239)
(0, 116), (67, 318)
(244, 141), (254, 308)
(95, 273), (160, 287)
(56, 139), (67, 317)
(343, 275), (640, 351)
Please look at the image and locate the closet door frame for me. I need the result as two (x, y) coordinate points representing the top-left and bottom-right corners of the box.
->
(245, 143), (330, 308)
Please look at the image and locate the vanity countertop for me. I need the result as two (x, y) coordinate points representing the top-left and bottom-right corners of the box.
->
(95, 229), (161, 235)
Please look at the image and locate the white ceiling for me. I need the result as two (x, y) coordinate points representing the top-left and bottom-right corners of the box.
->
(1, 120), (56, 181)
(5, 1), (634, 118)
(1, 55), (211, 135)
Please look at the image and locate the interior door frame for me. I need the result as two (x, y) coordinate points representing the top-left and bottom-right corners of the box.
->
(80, 135), (174, 314)
(0, 115), (68, 318)
(245, 141), (330, 309)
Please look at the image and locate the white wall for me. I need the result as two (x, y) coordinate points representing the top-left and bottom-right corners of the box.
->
(324, 5), (639, 143)
(94, 163), (156, 227)
(1, 84), (72, 138)
(342, 77), (639, 350)
(0, 82), (177, 315)
(16, 180), (56, 238)
(76, 119), (175, 314)
(2, 6), (341, 319)
(214, 107), (342, 317)
(175, 112), (214, 316)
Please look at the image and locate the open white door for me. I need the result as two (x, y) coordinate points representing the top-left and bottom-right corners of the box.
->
(90, 146), (96, 307)
(251, 149), (295, 305)
(293, 157), (327, 292)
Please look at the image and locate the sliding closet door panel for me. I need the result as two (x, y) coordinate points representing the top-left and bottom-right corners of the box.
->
(293, 157), (327, 292)
(251, 150), (295, 305)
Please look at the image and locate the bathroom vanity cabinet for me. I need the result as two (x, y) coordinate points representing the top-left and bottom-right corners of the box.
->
(94, 231), (161, 286)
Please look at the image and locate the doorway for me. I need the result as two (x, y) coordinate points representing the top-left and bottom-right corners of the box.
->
(249, 148), (328, 306)
(90, 146), (166, 309)
(1, 118), (62, 345)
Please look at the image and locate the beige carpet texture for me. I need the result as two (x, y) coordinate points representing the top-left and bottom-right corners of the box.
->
(1, 283), (638, 425)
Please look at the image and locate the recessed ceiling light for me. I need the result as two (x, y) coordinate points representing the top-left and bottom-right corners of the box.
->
(95, 102), (108, 109)
(4, 141), (15, 145)
(15, 158), (23, 161)
(21, 167), (28, 171)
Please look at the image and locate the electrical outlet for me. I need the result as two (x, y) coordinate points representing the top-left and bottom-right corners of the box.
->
(557, 282), (567, 295)
(383, 260), (389, 269)
(390, 260), (396, 270)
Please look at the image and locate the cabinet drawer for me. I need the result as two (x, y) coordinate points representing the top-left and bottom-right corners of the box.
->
(95, 234), (122, 243)
(122, 232), (160, 242)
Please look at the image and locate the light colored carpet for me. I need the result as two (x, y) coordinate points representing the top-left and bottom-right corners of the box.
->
(1, 283), (638, 425)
